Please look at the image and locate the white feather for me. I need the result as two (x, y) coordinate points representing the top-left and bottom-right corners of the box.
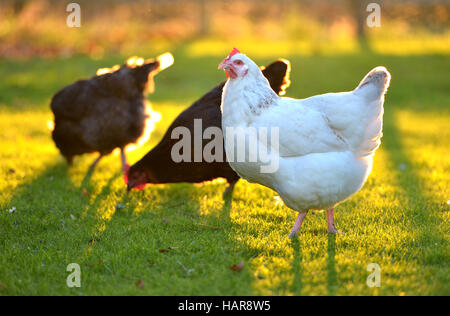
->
(221, 53), (390, 213)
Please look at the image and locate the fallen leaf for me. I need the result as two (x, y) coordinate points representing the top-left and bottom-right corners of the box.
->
(230, 261), (244, 272)
(159, 249), (170, 253)
(88, 260), (104, 269)
(136, 280), (145, 289)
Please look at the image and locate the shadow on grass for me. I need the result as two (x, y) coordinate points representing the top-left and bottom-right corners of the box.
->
(79, 177), (256, 295)
(4, 161), (256, 294)
(289, 238), (303, 295)
(382, 108), (447, 264)
(0, 162), (101, 294)
(327, 234), (337, 296)
(289, 234), (337, 296)
(81, 171), (121, 238)
(6, 162), (81, 216)
(4, 161), (120, 250)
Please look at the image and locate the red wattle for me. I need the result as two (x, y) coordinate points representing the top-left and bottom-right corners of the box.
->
(135, 183), (146, 191)
(123, 163), (131, 185)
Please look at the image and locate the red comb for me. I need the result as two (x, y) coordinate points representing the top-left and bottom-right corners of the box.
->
(230, 47), (240, 56)
(226, 48), (240, 60)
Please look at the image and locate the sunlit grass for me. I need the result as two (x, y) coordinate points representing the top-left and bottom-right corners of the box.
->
(0, 45), (449, 295)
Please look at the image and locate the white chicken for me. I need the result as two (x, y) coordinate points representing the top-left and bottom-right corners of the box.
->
(219, 48), (391, 238)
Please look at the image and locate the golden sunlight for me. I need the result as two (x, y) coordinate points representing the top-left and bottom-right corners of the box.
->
(96, 64), (120, 76)
(94, 54), (170, 156)
(126, 56), (145, 68)
(47, 120), (54, 132)
(125, 102), (162, 153)
(156, 52), (174, 71)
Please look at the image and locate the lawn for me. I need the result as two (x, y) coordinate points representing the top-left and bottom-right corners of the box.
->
(0, 43), (449, 295)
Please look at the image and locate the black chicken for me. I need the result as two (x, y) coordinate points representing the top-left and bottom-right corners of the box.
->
(50, 54), (173, 175)
(126, 59), (291, 196)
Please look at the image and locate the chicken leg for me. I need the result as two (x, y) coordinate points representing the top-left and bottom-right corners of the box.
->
(120, 148), (128, 173)
(88, 154), (103, 173)
(327, 208), (338, 234)
(222, 180), (237, 199)
(288, 212), (308, 239)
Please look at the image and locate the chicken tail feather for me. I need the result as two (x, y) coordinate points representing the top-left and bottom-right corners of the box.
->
(354, 66), (391, 102)
(354, 67), (391, 157)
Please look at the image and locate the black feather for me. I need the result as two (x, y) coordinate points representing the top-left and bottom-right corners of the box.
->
(127, 59), (292, 194)
(50, 59), (160, 165)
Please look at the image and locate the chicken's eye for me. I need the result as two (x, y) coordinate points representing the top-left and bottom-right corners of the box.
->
(234, 60), (243, 66)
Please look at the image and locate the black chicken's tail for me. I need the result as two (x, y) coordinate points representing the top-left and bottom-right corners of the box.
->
(261, 59), (291, 96)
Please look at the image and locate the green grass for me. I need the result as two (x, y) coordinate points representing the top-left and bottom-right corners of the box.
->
(0, 44), (449, 295)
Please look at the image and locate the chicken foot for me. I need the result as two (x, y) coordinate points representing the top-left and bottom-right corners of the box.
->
(327, 208), (338, 234)
(288, 208), (338, 238)
(288, 212), (308, 239)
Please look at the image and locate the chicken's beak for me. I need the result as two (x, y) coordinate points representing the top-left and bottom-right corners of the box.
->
(126, 172), (147, 193)
(219, 59), (235, 79)
(126, 177), (137, 193)
(218, 59), (230, 70)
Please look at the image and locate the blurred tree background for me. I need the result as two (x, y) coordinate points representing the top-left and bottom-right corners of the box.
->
(0, 0), (448, 59)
